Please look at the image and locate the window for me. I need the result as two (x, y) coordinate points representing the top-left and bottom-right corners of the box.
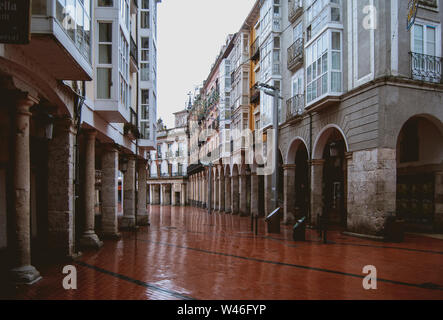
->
(412, 24), (436, 56)
(97, 22), (113, 99)
(141, 0), (150, 29)
(98, 23), (112, 64)
(120, 0), (130, 30)
(411, 21), (441, 82)
(306, 0), (342, 41)
(56, 0), (92, 61)
(97, 68), (112, 99)
(98, 0), (113, 6)
(119, 30), (129, 108)
(140, 38), (150, 81)
(293, 23), (303, 42)
(140, 90), (150, 138)
(306, 30), (342, 104)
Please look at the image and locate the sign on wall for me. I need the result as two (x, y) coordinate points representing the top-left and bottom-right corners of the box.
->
(0, 0), (31, 44)
(407, 0), (420, 31)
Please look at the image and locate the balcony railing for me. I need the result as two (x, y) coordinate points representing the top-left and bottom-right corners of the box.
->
(250, 37), (260, 61)
(130, 36), (138, 65)
(287, 38), (304, 71)
(286, 94), (305, 121)
(250, 86), (260, 104)
(410, 52), (442, 84)
(288, 0), (304, 23)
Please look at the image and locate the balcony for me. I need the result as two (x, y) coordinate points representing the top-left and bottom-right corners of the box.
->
(130, 36), (138, 66)
(250, 37), (260, 61)
(250, 86), (260, 104)
(410, 52), (442, 84)
(288, 0), (304, 24)
(286, 94), (305, 121)
(123, 109), (140, 140)
(28, 0), (93, 80)
(287, 38), (304, 72)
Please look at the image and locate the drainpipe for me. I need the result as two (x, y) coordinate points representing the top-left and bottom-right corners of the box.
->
(308, 112), (313, 224)
(73, 81), (86, 256)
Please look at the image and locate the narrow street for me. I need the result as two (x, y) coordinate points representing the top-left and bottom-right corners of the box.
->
(3, 206), (442, 300)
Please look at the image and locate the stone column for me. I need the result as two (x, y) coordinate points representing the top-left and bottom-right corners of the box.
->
(202, 176), (206, 208)
(264, 174), (273, 216)
(164, 184), (171, 205)
(219, 174), (225, 212)
(100, 144), (121, 239)
(231, 174), (239, 214)
(148, 183), (151, 205)
(225, 175), (231, 213)
(47, 117), (76, 257)
(250, 172), (259, 218)
(310, 159), (325, 226)
(239, 173), (249, 216)
(121, 156), (136, 229)
(283, 164), (297, 224)
(152, 184), (160, 205)
(9, 93), (41, 284)
(434, 171), (443, 231)
(171, 184), (177, 206)
(137, 160), (149, 225)
(180, 183), (186, 206)
(80, 129), (103, 248)
(215, 175), (220, 211)
(160, 184), (165, 206)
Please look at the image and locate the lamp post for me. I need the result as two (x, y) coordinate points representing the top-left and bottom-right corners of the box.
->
(201, 157), (213, 215)
(254, 83), (283, 212)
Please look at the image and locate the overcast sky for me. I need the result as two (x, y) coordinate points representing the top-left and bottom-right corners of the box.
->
(157, 0), (256, 128)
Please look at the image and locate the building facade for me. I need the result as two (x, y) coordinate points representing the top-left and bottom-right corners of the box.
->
(0, 0), (160, 285)
(147, 111), (189, 206)
(186, 0), (443, 238)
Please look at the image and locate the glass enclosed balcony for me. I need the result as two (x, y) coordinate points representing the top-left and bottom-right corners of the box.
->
(30, 0), (93, 80)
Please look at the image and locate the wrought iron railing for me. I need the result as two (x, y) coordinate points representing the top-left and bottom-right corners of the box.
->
(250, 36), (260, 61)
(286, 94), (305, 121)
(287, 38), (304, 71)
(130, 36), (138, 65)
(288, 0), (303, 23)
(250, 86), (260, 104)
(410, 52), (442, 83)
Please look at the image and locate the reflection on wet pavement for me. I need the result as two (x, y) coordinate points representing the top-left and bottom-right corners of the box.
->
(3, 205), (443, 300)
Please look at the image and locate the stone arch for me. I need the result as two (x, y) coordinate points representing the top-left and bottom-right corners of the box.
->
(286, 137), (310, 164)
(313, 124), (349, 160)
(396, 114), (443, 232)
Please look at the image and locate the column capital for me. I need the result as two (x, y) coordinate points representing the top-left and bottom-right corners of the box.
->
(101, 142), (120, 152)
(137, 158), (148, 166)
(54, 116), (76, 135)
(83, 129), (97, 139)
(310, 159), (326, 166)
(345, 152), (353, 161)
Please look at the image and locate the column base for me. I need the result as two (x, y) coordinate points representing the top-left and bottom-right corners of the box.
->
(120, 216), (136, 229)
(79, 232), (103, 249)
(100, 232), (122, 240)
(10, 265), (42, 285)
(137, 215), (150, 226)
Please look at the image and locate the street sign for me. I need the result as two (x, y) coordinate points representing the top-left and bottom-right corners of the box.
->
(407, 0), (419, 31)
(0, 0), (31, 44)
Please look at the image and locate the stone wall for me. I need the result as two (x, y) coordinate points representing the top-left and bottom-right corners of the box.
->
(347, 148), (396, 236)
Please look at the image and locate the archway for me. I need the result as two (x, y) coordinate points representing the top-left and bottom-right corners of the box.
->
(313, 126), (348, 227)
(225, 165), (231, 213)
(231, 164), (239, 214)
(286, 138), (310, 222)
(396, 115), (443, 232)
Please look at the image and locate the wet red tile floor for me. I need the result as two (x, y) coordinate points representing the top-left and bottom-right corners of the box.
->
(2, 205), (443, 300)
